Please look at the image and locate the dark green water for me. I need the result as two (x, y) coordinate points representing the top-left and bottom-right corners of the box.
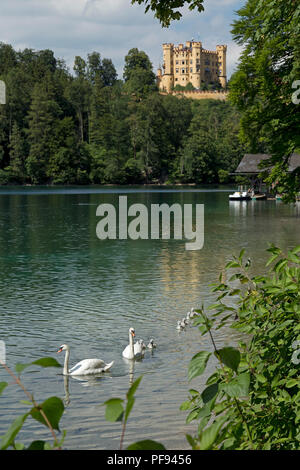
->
(0, 186), (299, 449)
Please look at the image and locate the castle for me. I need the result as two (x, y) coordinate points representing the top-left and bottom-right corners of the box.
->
(157, 41), (227, 93)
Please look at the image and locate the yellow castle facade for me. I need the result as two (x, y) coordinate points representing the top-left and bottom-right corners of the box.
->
(157, 41), (227, 93)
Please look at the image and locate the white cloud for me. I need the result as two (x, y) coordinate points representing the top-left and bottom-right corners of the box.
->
(0, 0), (244, 78)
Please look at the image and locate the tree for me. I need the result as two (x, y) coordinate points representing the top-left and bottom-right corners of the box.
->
(123, 48), (155, 82)
(9, 122), (26, 182)
(101, 58), (118, 87)
(66, 72), (91, 143)
(229, 0), (300, 201)
(26, 79), (62, 183)
(87, 51), (102, 85)
(134, 93), (170, 182)
(131, 0), (205, 27)
(180, 130), (217, 183)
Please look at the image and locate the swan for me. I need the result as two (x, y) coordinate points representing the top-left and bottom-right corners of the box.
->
(134, 339), (146, 356)
(57, 344), (114, 376)
(122, 327), (144, 359)
(181, 318), (188, 327)
(177, 320), (183, 330)
(190, 308), (199, 319)
(147, 339), (157, 349)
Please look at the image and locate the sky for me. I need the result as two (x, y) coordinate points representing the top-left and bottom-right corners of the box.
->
(0, 0), (245, 79)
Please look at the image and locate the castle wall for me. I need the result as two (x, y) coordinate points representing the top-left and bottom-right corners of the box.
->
(160, 90), (228, 101)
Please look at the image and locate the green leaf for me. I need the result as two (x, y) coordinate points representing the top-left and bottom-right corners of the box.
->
(216, 347), (240, 372)
(186, 434), (196, 448)
(199, 416), (228, 450)
(188, 351), (212, 381)
(291, 245), (300, 255)
(14, 442), (25, 450)
(15, 357), (62, 375)
(30, 396), (64, 431)
(221, 373), (250, 398)
(180, 400), (192, 411)
(103, 398), (124, 422)
(1, 413), (29, 450)
(186, 408), (201, 424)
(27, 440), (47, 450)
(239, 249), (245, 262)
(0, 381), (8, 396)
(124, 396), (135, 422)
(201, 383), (219, 404)
(15, 362), (31, 375)
(31, 357), (62, 368)
(127, 375), (143, 401)
(285, 379), (299, 388)
(126, 440), (166, 450)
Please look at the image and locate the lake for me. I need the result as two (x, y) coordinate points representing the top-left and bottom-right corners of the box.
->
(0, 185), (299, 450)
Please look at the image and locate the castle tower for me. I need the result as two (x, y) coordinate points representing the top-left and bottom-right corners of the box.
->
(216, 45), (227, 88)
(191, 41), (202, 89)
(161, 43), (174, 93)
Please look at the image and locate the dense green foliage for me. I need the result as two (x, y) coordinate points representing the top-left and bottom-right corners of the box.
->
(229, 0), (300, 202)
(181, 245), (300, 450)
(0, 43), (245, 186)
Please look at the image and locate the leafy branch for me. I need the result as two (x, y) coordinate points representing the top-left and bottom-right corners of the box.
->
(0, 357), (65, 450)
(182, 245), (300, 450)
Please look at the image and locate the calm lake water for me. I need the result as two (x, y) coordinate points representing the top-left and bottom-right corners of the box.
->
(0, 185), (299, 450)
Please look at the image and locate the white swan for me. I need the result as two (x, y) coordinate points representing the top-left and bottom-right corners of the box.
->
(177, 320), (184, 330)
(147, 339), (157, 349)
(181, 318), (188, 327)
(57, 344), (114, 376)
(190, 308), (199, 318)
(122, 327), (144, 359)
(134, 339), (146, 356)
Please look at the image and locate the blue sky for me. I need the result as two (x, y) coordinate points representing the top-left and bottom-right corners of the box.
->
(0, 0), (245, 79)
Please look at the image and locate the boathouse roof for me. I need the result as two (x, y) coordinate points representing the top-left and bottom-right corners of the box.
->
(235, 153), (300, 175)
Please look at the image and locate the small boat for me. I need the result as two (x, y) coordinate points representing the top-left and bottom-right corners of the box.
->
(229, 190), (251, 201)
(251, 193), (267, 200)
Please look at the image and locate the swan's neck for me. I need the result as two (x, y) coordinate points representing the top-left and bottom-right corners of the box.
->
(129, 333), (134, 357)
(63, 349), (70, 375)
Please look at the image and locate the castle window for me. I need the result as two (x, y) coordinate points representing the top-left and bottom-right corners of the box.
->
(190, 68), (193, 73)
(176, 68), (179, 73)
(181, 68), (185, 74)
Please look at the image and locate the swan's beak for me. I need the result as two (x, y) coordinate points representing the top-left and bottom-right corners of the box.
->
(57, 347), (63, 353)
(131, 332), (135, 337)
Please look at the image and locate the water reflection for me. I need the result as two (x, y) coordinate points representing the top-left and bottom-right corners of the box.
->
(0, 187), (299, 450)
(229, 200), (248, 217)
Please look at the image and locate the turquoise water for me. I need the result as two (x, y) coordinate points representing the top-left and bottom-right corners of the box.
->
(0, 186), (299, 449)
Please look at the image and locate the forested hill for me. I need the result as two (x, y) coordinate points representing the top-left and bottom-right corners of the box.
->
(0, 43), (246, 185)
